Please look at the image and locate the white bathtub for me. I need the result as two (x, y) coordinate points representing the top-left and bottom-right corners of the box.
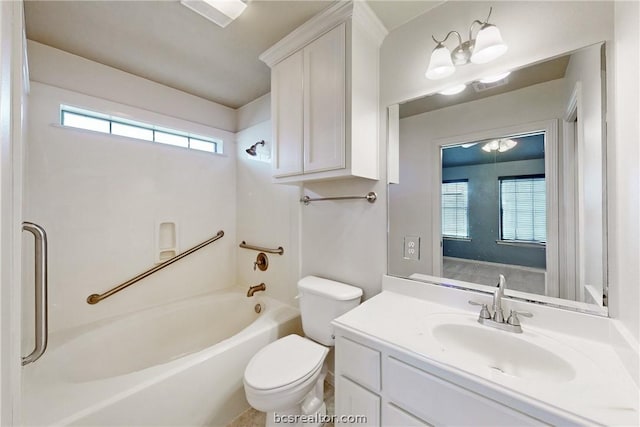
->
(22, 290), (301, 426)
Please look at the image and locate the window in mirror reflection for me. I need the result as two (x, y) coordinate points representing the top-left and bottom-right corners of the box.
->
(441, 180), (469, 239)
(499, 175), (546, 243)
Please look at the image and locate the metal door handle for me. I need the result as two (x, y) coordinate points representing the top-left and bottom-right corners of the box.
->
(22, 222), (48, 366)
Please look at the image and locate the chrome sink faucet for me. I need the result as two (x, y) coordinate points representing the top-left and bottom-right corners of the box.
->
(492, 274), (506, 323)
(469, 274), (532, 333)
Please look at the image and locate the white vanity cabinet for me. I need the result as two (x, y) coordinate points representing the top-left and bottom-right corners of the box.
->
(334, 329), (546, 427)
(260, 1), (387, 183)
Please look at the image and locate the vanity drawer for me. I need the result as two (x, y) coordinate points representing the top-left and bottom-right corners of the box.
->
(384, 357), (542, 426)
(335, 336), (381, 391)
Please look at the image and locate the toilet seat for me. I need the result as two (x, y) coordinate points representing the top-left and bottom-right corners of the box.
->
(244, 334), (328, 392)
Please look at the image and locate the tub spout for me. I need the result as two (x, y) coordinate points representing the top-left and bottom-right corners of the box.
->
(247, 283), (266, 297)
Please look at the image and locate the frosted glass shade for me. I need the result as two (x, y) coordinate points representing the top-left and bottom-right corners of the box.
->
(470, 24), (508, 64)
(425, 45), (455, 80)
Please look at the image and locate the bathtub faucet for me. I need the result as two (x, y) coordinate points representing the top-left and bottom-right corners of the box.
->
(247, 283), (266, 297)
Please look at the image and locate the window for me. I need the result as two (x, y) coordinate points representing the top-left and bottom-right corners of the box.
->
(500, 175), (546, 243)
(60, 106), (222, 154)
(442, 180), (469, 239)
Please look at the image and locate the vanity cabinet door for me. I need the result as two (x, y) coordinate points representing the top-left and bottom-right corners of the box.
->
(271, 50), (304, 178)
(303, 23), (346, 174)
(385, 357), (543, 426)
(383, 403), (432, 427)
(335, 375), (380, 427)
(271, 24), (346, 179)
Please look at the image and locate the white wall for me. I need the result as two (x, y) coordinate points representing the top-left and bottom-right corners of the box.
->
(27, 41), (237, 133)
(23, 44), (238, 336)
(563, 44), (606, 303)
(235, 96), (301, 306)
(391, 79), (565, 278)
(609, 0), (640, 382)
(300, 177), (387, 300)
(237, 93), (270, 132)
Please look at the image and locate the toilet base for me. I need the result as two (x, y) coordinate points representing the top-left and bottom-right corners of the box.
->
(266, 402), (327, 427)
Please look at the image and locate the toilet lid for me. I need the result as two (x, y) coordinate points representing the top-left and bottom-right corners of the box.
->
(244, 335), (328, 391)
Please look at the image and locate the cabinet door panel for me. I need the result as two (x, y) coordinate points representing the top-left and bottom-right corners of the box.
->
(336, 375), (380, 427)
(383, 403), (432, 427)
(272, 50), (303, 177)
(303, 23), (346, 173)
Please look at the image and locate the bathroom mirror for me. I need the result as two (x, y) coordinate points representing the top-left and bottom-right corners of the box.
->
(388, 42), (608, 315)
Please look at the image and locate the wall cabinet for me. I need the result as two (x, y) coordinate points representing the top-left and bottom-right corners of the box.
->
(260, 2), (387, 183)
(334, 331), (548, 427)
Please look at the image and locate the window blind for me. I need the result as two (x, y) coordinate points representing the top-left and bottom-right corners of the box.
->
(442, 180), (469, 239)
(500, 176), (546, 243)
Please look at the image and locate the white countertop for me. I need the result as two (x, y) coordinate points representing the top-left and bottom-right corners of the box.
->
(333, 287), (639, 426)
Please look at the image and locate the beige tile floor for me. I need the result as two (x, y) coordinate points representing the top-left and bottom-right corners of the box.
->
(227, 381), (334, 427)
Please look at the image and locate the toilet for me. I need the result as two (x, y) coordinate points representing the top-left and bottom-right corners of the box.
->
(243, 276), (362, 427)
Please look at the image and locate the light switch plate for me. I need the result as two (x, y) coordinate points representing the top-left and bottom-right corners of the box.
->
(403, 236), (420, 260)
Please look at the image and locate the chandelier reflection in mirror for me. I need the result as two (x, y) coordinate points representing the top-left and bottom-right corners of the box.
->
(425, 7), (508, 80)
(482, 138), (517, 153)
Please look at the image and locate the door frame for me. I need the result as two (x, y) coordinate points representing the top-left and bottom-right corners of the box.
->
(431, 119), (559, 297)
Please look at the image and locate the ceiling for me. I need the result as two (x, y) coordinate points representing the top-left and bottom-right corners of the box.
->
(24, 0), (442, 110)
(442, 133), (545, 169)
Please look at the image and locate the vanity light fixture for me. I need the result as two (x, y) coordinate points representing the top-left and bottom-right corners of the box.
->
(438, 84), (467, 96)
(482, 138), (517, 153)
(425, 7), (508, 80)
(180, 0), (247, 28)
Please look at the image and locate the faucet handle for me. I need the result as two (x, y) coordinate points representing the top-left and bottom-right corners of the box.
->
(507, 310), (533, 326)
(468, 300), (492, 319)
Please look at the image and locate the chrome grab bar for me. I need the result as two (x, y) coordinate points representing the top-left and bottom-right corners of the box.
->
(239, 241), (284, 255)
(22, 222), (48, 366)
(300, 191), (377, 205)
(87, 230), (224, 305)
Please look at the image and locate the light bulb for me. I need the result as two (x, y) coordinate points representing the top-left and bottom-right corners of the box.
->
(438, 84), (467, 96)
(479, 71), (511, 84)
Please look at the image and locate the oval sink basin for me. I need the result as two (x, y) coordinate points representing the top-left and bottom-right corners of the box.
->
(432, 323), (576, 383)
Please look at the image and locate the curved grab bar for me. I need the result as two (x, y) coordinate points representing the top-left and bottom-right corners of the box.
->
(22, 222), (48, 366)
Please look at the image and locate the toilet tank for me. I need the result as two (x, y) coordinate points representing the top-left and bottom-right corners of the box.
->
(298, 276), (363, 346)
